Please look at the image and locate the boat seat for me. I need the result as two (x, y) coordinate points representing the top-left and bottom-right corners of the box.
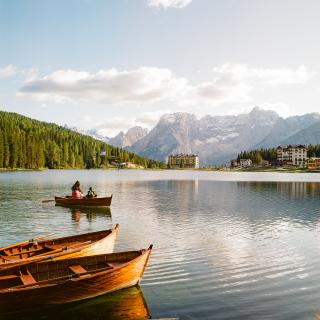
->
(20, 273), (36, 285)
(69, 265), (87, 275)
(44, 244), (64, 250)
(107, 262), (122, 268)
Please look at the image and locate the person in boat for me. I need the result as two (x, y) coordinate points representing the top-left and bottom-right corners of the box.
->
(86, 187), (97, 198)
(71, 181), (83, 199)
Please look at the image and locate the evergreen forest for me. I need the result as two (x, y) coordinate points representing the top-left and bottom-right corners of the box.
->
(0, 111), (164, 170)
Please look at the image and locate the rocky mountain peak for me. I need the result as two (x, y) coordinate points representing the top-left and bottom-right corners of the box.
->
(108, 126), (148, 148)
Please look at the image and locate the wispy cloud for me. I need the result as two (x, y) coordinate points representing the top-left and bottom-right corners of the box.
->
(0, 65), (17, 78)
(147, 0), (192, 9)
(18, 64), (315, 107)
(213, 63), (314, 86)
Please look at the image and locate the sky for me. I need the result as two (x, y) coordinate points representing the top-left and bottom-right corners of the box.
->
(1, 0), (320, 137)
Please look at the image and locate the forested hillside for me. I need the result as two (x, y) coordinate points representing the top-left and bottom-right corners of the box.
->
(0, 111), (164, 169)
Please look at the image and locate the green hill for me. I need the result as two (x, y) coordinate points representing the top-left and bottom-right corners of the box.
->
(0, 110), (164, 170)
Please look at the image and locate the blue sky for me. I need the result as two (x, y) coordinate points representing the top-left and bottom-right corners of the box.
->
(1, 0), (320, 136)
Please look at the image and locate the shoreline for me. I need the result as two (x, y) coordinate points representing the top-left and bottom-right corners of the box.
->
(1, 167), (320, 173)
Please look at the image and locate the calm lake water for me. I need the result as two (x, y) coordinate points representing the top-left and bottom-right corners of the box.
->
(1, 170), (320, 319)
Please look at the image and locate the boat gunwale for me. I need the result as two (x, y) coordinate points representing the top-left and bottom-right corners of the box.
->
(0, 225), (119, 269)
(1, 226), (117, 251)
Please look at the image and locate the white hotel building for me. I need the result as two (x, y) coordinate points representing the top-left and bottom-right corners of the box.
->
(276, 145), (307, 167)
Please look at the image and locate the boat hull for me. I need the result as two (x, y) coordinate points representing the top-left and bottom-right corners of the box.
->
(55, 195), (113, 207)
(53, 226), (118, 260)
(0, 247), (152, 311)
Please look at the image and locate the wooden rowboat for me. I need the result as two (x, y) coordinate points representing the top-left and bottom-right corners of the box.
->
(0, 245), (152, 311)
(0, 225), (119, 270)
(55, 195), (113, 207)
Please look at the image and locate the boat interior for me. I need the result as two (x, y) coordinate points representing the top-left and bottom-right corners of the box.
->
(0, 230), (112, 263)
(0, 250), (142, 290)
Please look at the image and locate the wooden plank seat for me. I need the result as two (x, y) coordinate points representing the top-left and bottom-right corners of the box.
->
(20, 272), (36, 285)
(107, 262), (122, 268)
(69, 265), (87, 275)
(44, 244), (65, 250)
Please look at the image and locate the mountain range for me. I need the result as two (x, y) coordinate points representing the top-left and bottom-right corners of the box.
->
(86, 107), (320, 165)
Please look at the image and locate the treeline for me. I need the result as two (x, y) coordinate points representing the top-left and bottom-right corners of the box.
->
(0, 111), (164, 169)
(237, 148), (278, 164)
(307, 145), (320, 158)
(237, 145), (320, 165)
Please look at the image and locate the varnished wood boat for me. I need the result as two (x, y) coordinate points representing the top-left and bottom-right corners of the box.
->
(55, 195), (113, 207)
(0, 225), (119, 270)
(0, 245), (152, 311)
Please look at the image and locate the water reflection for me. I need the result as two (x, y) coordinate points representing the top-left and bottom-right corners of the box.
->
(237, 181), (320, 199)
(1, 286), (150, 320)
(3, 171), (320, 319)
(54, 204), (112, 224)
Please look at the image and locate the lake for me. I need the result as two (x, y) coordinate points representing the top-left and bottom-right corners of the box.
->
(1, 170), (320, 319)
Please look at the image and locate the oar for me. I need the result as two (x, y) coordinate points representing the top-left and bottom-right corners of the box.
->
(0, 233), (55, 251)
(42, 196), (71, 203)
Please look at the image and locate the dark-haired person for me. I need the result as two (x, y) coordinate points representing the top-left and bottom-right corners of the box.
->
(71, 180), (83, 199)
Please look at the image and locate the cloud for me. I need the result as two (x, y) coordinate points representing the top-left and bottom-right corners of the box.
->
(212, 63), (314, 86)
(18, 64), (315, 108)
(0, 65), (17, 78)
(187, 63), (315, 106)
(18, 67), (188, 104)
(147, 0), (192, 9)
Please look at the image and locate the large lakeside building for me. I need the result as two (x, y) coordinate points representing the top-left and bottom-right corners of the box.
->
(168, 154), (200, 169)
(276, 145), (307, 167)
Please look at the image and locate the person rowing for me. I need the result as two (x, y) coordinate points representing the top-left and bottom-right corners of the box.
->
(86, 187), (97, 198)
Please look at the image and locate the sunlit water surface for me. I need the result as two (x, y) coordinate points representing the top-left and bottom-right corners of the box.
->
(1, 170), (320, 319)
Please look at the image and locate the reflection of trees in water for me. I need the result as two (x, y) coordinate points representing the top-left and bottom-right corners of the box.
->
(237, 181), (320, 199)
(1, 286), (150, 320)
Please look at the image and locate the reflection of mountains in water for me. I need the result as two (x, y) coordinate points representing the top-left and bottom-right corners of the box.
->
(2, 286), (150, 320)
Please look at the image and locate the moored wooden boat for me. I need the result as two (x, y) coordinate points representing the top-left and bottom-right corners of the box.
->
(0, 225), (119, 270)
(0, 245), (152, 311)
(55, 195), (113, 207)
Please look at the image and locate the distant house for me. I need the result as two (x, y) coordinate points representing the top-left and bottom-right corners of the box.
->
(168, 154), (199, 169)
(239, 159), (253, 168)
(276, 145), (307, 167)
(306, 157), (320, 169)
